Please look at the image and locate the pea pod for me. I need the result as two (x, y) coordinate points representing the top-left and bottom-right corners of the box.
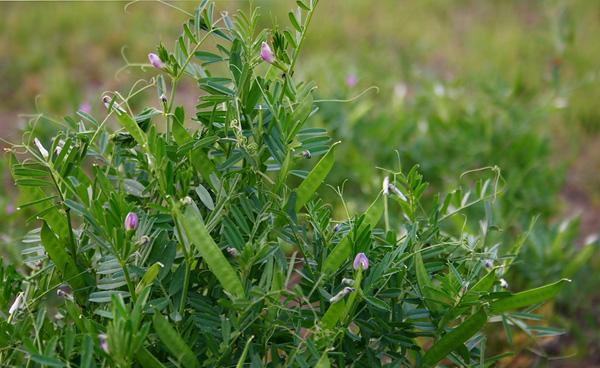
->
(294, 141), (340, 212)
(152, 313), (199, 368)
(174, 202), (245, 299)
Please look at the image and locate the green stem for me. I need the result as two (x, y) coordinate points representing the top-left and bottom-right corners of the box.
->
(278, 0), (319, 105)
(121, 260), (137, 303)
(384, 194), (389, 233)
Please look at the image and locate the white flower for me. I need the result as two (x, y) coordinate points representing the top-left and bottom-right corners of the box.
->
(382, 176), (390, 196)
(389, 183), (407, 201)
(33, 138), (49, 159)
(499, 278), (509, 289)
(102, 95), (126, 114)
(9, 292), (23, 315)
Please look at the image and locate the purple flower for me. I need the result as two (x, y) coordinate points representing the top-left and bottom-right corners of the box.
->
(346, 73), (358, 87)
(124, 212), (139, 232)
(78, 102), (91, 114)
(260, 42), (274, 64)
(148, 53), (162, 69)
(98, 334), (109, 353)
(5, 203), (15, 215)
(353, 252), (369, 271)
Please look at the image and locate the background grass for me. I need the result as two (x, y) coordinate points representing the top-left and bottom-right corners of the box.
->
(2, 1), (600, 365)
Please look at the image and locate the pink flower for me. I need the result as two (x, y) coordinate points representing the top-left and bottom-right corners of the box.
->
(124, 212), (139, 232)
(346, 73), (358, 87)
(78, 102), (91, 114)
(98, 334), (109, 353)
(148, 53), (162, 69)
(260, 42), (274, 64)
(353, 252), (369, 271)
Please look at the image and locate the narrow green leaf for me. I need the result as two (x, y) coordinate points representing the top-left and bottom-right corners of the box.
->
(296, 0), (310, 11)
(153, 313), (199, 368)
(80, 335), (94, 368)
(415, 251), (439, 312)
(29, 353), (65, 367)
(422, 309), (488, 367)
(175, 203), (245, 299)
(288, 11), (302, 32)
(490, 279), (570, 314)
(195, 184), (215, 210)
(295, 141), (339, 212)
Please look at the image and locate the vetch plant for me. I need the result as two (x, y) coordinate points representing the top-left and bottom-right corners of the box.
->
(3, 1), (569, 366)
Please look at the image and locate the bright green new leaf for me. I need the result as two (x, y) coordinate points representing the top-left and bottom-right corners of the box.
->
(321, 300), (345, 330)
(135, 262), (163, 294)
(315, 352), (331, 368)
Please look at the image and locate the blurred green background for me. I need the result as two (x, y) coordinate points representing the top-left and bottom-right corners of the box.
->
(2, 1), (600, 366)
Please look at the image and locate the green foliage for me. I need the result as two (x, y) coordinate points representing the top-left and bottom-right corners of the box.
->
(1, 1), (577, 367)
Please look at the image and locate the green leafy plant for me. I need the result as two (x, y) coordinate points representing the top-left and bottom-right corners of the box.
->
(3, 1), (569, 367)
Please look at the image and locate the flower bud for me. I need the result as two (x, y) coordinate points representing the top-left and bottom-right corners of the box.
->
(226, 247), (240, 257)
(302, 150), (311, 159)
(148, 53), (162, 69)
(346, 73), (358, 88)
(79, 102), (92, 114)
(341, 278), (355, 287)
(138, 235), (151, 246)
(260, 42), (274, 64)
(56, 285), (74, 302)
(333, 223), (341, 232)
(160, 94), (168, 103)
(102, 95), (126, 113)
(124, 212), (139, 232)
(353, 252), (369, 271)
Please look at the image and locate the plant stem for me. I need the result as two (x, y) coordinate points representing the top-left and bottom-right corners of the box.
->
(384, 194), (389, 233)
(179, 258), (191, 317)
(121, 260), (137, 303)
